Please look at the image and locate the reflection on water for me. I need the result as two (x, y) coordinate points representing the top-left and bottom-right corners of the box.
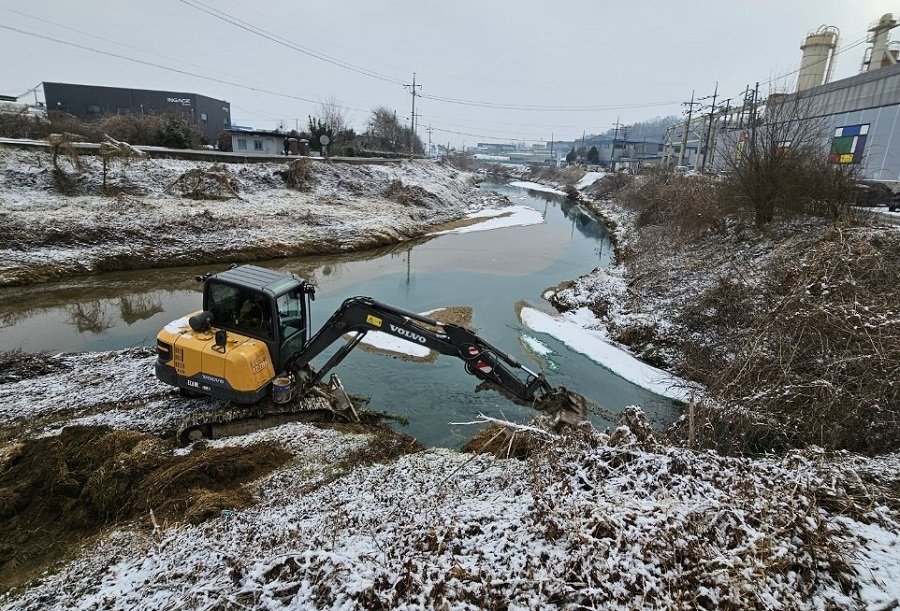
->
(0, 182), (678, 446)
(119, 294), (164, 325)
(66, 302), (114, 334)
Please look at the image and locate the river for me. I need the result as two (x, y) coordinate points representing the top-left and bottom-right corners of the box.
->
(0, 182), (679, 447)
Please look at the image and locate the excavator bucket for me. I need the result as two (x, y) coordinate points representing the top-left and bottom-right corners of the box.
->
(533, 387), (590, 428)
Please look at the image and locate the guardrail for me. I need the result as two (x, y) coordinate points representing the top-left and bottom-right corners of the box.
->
(0, 137), (414, 165)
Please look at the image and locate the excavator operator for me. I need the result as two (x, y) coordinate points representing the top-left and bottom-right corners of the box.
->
(234, 292), (273, 339)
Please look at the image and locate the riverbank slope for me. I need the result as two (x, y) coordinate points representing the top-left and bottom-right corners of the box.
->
(0, 146), (501, 286)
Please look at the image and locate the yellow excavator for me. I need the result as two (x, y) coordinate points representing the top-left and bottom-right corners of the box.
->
(156, 264), (584, 441)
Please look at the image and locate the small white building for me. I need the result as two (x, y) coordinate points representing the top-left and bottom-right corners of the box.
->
(227, 129), (285, 155)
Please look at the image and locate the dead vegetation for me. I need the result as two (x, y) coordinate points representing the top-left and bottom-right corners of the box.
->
(97, 134), (147, 191)
(527, 164), (586, 187)
(168, 163), (241, 199)
(277, 157), (317, 191)
(596, 159), (900, 454)
(673, 226), (900, 454)
(0, 425), (290, 592)
(48, 132), (85, 194)
(384, 179), (436, 207)
(249, 409), (885, 610)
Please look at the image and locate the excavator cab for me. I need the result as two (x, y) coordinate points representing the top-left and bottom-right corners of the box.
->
(155, 265), (315, 404)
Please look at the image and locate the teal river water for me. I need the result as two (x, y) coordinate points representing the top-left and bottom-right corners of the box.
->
(0, 183), (679, 447)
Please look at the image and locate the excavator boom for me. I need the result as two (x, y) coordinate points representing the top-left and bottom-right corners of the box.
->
(286, 296), (557, 407)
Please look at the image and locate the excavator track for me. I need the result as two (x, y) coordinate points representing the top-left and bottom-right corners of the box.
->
(175, 376), (361, 446)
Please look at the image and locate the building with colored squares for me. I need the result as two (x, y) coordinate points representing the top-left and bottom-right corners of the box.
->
(773, 62), (900, 180)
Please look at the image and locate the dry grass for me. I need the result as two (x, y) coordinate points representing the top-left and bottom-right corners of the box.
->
(0, 425), (289, 592)
(672, 226), (900, 454)
(277, 157), (317, 191)
(168, 163), (240, 199)
(384, 179), (436, 207)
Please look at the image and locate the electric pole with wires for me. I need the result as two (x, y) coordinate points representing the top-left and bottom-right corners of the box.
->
(404, 72), (422, 154)
(700, 81), (718, 173)
(678, 90), (701, 167)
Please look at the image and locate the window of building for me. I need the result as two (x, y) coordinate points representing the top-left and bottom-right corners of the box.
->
(223, 117), (229, 125)
(254, 140), (264, 151)
(86, 104), (101, 116)
(237, 138), (247, 151)
(200, 112), (208, 122)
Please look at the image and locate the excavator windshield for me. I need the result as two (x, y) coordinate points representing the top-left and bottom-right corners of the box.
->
(207, 281), (275, 340)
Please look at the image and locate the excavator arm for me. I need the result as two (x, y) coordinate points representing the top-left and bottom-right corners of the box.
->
(286, 297), (567, 411)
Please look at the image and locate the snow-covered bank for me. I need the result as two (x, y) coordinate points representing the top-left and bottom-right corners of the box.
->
(520, 306), (696, 402)
(3, 410), (899, 611)
(0, 147), (504, 287)
(508, 180), (567, 196)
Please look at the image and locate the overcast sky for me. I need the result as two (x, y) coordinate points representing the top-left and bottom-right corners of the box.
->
(1, 0), (898, 146)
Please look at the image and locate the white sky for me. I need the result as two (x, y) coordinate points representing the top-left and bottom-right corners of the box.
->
(1, 0), (897, 146)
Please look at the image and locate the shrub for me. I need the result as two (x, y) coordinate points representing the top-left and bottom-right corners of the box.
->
(278, 158), (316, 191)
(721, 96), (859, 225)
(675, 226), (900, 454)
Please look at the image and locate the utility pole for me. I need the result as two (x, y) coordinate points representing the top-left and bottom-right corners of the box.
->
(426, 124), (433, 156)
(611, 116), (623, 168)
(678, 90), (696, 167)
(701, 81), (718, 173)
(739, 85), (750, 129)
(404, 72), (422, 154)
(550, 131), (554, 166)
(708, 97), (731, 171)
(750, 81), (760, 153)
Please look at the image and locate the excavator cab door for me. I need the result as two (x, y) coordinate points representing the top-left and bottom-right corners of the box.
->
(275, 289), (308, 372)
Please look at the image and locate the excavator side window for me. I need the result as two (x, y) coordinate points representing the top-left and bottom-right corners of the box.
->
(277, 292), (304, 367)
(277, 293), (303, 337)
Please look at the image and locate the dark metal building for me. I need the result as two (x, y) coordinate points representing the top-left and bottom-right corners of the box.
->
(42, 82), (231, 144)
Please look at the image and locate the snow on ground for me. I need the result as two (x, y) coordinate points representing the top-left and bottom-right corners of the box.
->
(0, 349), (203, 437)
(840, 518), (900, 609)
(575, 171), (606, 190)
(0, 147), (504, 286)
(507, 180), (567, 196)
(520, 306), (698, 402)
(429, 204), (544, 235)
(4, 416), (899, 610)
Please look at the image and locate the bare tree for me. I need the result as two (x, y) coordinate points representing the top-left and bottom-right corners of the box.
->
(315, 97), (349, 136)
(364, 106), (424, 155)
(310, 97), (354, 152)
(721, 94), (857, 225)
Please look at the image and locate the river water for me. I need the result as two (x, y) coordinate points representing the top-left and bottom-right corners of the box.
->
(0, 183), (679, 446)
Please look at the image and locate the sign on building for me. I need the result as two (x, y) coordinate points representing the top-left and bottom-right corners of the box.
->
(828, 124), (869, 164)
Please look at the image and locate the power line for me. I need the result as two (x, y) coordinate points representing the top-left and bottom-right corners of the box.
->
(176, 0), (406, 85)
(178, 0), (681, 114)
(429, 125), (545, 143)
(0, 23), (376, 112)
(0, 5), (294, 93)
(419, 92), (681, 112)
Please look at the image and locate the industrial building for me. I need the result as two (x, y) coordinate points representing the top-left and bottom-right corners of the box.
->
(767, 13), (900, 180)
(42, 82), (230, 144)
(663, 13), (900, 180)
